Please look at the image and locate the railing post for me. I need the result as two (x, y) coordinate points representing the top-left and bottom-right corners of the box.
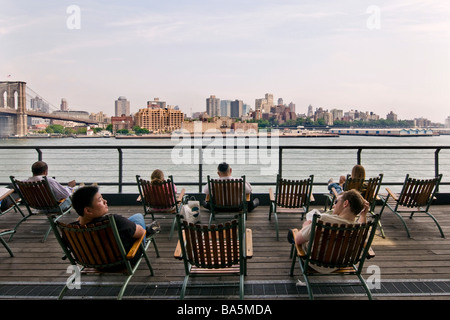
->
(278, 146), (283, 177)
(118, 148), (123, 193)
(35, 148), (42, 161)
(357, 148), (362, 165)
(198, 146), (203, 193)
(435, 148), (441, 192)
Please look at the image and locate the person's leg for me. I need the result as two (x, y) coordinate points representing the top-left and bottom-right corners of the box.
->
(128, 213), (147, 245)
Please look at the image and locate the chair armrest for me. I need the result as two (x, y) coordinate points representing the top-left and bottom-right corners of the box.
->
(292, 229), (306, 257)
(246, 228), (253, 259)
(126, 232), (146, 260)
(269, 188), (275, 202)
(174, 230), (185, 260)
(385, 188), (398, 201)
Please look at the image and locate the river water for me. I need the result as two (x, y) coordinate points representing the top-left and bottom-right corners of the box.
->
(1, 134), (449, 193)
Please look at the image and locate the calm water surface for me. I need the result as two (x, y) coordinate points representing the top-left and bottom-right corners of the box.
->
(1, 134), (449, 193)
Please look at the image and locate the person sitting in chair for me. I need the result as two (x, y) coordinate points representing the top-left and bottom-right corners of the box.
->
(202, 162), (259, 212)
(288, 189), (369, 247)
(71, 185), (160, 252)
(24, 161), (77, 212)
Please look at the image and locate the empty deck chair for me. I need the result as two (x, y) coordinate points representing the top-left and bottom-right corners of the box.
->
(290, 212), (379, 300)
(269, 174), (314, 240)
(9, 176), (72, 242)
(48, 214), (159, 300)
(379, 174), (444, 238)
(174, 213), (253, 299)
(136, 174), (186, 240)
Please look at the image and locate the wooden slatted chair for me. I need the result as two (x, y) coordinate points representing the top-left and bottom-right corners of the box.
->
(174, 213), (253, 299)
(290, 212), (380, 300)
(379, 174), (444, 238)
(136, 175), (186, 240)
(207, 175), (248, 226)
(269, 174), (314, 240)
(9, 176), (72, 242)
(48, 214), (159, 300)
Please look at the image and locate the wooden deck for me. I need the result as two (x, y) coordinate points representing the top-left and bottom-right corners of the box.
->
(1, 201), (450, 300)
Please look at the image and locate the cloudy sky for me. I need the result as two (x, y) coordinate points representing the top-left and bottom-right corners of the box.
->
(1, 0), (449, 122)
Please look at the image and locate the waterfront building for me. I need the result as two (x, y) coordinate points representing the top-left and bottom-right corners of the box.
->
(446, 116), (450, 128)
(111, 115), (133, 134)
(206, 95), (220, 117)
(114, 96), (130, 117)
(134, 105), (184, 133)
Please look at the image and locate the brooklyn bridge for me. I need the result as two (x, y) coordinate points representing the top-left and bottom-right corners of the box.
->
(0, 81), (99, 137)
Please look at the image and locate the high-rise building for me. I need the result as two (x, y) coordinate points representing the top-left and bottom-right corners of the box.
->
(307, 104), (313, 118)
(206, 95), (220, 117)
(230, 100), (243, 118)
(220, 100), (231, 117)
(115, 96), (130, 116)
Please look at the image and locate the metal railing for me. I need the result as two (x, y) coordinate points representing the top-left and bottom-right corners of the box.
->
(1, 145), (449, 194)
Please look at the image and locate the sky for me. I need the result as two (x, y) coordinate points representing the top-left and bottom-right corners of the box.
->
(1, 0), (449, 123)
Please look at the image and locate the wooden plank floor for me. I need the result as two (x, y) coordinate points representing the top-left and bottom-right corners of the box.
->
(1, 202), (450, 299)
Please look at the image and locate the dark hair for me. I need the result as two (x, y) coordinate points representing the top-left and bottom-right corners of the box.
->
(217, 162), (229, 173)
(32, 161), (48, 176)
(71, 185), (99, 216)
(341, 189), (365, 215)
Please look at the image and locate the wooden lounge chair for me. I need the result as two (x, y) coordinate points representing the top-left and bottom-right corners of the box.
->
(136, 174), (186, 240)
(206, 175), (248, 226)
(48, 214), (159, 300)
(379, 174), (444, 238)
(290, 212), (380, 300)
(174, 213), (253, 299)
(269, 174), (314, 240)
(9, 176), (72, 242)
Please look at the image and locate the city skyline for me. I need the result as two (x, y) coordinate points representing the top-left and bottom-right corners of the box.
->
(1, 1), (449, 123)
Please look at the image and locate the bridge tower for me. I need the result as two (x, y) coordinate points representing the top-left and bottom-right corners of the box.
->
(0, 81), (28, 136)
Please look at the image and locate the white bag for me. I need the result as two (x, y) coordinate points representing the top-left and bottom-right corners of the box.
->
(181, 197), (200, 224)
